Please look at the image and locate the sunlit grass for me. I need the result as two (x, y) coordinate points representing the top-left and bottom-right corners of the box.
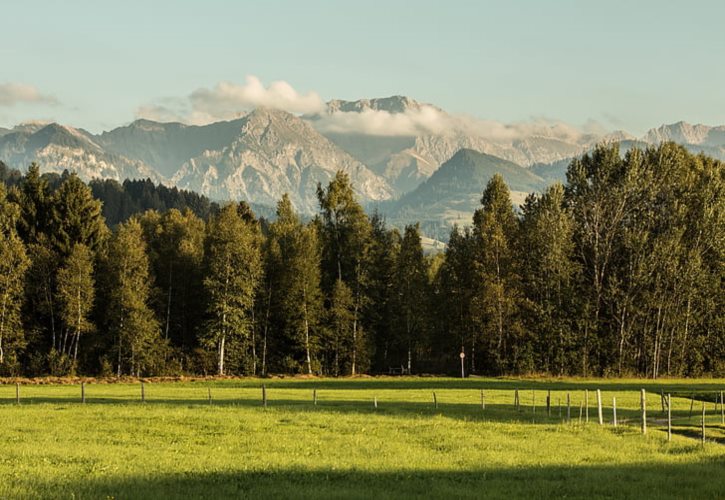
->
(1, 377), (723, 498)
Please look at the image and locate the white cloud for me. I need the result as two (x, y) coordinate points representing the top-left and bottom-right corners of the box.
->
(136, 76), (324, 124)
(0, 83), (58, 107)
(314, 106), (597, 143)
(135, 75), (607, 143)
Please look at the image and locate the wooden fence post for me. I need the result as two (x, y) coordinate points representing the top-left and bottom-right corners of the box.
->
(667, 393), (671, 442)
(578, 402), (583, 423)
(641, 389), (647, 434)
(208, 387), (212, 405)
(374, 396), (378, 409)
(15, 383), (20, 405)
(514, 389), (519, 412)
(612, 397), (617, 427)
(81, 382), (86, 404)
(566, 392), (571, 422)
(585, 389), (589, 423)
(141, 381), (145, 403)
(689, 394), (694, 419)
(532, 390), (535, 414)
(480, 389), (485, 410)
(546, 390), (551, 417)
(262, 384), (267, 408)
(660, 390), (665, 414)
(701, 401), (706, 446)
(433, 391), (438, 409)
(558, 397), (562, 418)
(597, 389), (603, 425)
(313, 389), (318, 406)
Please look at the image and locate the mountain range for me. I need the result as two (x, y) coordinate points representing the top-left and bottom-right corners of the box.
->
(2, 96), (724, 228)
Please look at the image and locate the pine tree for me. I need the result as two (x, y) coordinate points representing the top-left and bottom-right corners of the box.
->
(393, 224), (429, 374)
(0, 185), (30, 371)
(268, 195), (324, 374)
(471, 174), (524, 373)
(317, 171), (373, 375)
(49, 173), (108, 256)
(203, 203), (262, 375)
(518, 183), (577, 374)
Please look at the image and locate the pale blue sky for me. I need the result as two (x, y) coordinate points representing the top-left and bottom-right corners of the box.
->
(2, 0), (724, 135)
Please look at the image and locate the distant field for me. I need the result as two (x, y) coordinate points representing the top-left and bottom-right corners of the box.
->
(1, 377), (724, 499)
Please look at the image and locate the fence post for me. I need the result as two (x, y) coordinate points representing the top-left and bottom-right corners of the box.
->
(566, 392), (571, 422)
(374, 396), (378, 409)
(433, 391), (438, 409)
(585, 389), (589, 423)
(701, 402), (706, 446)
(612, 397), (617, 427)
(641, 389), (647, 435)
(480, 389), (485, 410)
(546, 390), (551, 417)
(667, 393), (672, 442)
(208, 387), (212, 405)
(313, 389), (318, 406)
(597, 389), (603, 425)
(141, 381), (145, 403)
(558, 397), (562, 418)
(15, 383), (20, 405)
(660, 390), (665, 414)
(262, 384), (267, 408)
(81, 382), (86, 404)
(514, 389), (519, 412)
(532, 390), (535, 414)
(689, 394), (694, 419)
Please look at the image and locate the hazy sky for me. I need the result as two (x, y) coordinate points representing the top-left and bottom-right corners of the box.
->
(2, 0), (724, 135)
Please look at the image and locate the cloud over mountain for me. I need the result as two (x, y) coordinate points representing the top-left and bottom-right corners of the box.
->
(0, 83), (58, 107)
(137, 76), (324, 124)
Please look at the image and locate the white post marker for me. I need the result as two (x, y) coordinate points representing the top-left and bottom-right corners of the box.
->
(460, 351), (465, 379)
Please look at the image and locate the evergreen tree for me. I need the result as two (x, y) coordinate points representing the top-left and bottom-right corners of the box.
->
(392, 224), (429, 374)
(317, 171), (373, 375)
(519, 183), (577, 374)
(49, 173), (107, 256)
(0, 185), (30, 371)
(471, 174), (525, 373)
(268, 195), (324, 374)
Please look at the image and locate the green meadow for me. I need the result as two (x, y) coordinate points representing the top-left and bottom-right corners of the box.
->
(1, 377), (724, 499)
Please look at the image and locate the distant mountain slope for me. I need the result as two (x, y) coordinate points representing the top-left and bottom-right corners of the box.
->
(311, 96), (604, 194)
(644, 121), (725, 160)
(97, 118), (246, 178)
(171, 108), (393, 213)
(0, 123), (159, 182)
(387, 149), (545, 237)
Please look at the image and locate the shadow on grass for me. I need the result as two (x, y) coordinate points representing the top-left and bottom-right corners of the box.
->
(17, 459), (725, 499)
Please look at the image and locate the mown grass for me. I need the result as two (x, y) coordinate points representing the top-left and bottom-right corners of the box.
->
(0, 377), (723, 499)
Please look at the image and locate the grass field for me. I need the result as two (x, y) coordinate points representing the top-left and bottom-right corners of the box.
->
(1, 377), (724, 499)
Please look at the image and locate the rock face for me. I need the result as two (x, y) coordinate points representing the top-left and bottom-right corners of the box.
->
(644, 122), (725, 160)
(312, 96), (606, 194)
(0, 110), (393, 214)
(170, 108), (393, 213)
(2, 96), (723, 220)
(0, 123), (158, 182)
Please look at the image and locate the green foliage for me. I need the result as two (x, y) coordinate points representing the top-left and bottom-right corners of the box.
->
(0, 184), (30, 373)
(55, 243), (95, 367)
(203, 203), (262, 375)
(106, 218), (164, 376)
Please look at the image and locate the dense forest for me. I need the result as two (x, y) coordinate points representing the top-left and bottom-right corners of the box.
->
(0, 141), (722, 378)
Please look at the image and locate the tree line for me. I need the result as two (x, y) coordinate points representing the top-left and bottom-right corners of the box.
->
(0, 142), (722, 378)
